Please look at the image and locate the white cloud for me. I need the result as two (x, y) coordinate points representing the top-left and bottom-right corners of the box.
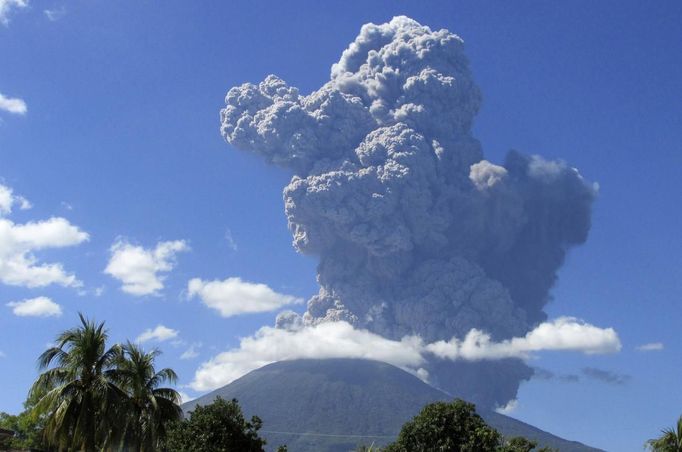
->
(426, 317), (622, 360)
(0, 0), (27, 26)
(0, 216), (89, 288)
(190, 317), (621, 392)
(180, 343), (201, 360)
(189, 321), (425, 392)
(105, 239), (189, 296)
(495, 399), (518, 415)
(77, 285), (106, 297)
(0, 92), (27, 114)
(0, 185), (14, 215)
(224, 228), (237, 252)
(636, 342), (664, 352)
(0, 350), (5, 358)
(44, 6), (65, 21)
(136, 325), (179, 343)
(187, 277), (302, 318)
(0, 184), (30, 216)
(17, 196), (31, 210)
(7, 296), (62, 317)
(177, 391), (194, 404)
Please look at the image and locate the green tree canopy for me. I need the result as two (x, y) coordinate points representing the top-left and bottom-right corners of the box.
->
(0, 386), (56, 451)
(384, 399), (501, 452)
(114, 341), (182, 452)
(164, 397), (266, 452)
(0, 409), (48, 451)
(383, 399), (552, 452)
(29, 313), (125, 451)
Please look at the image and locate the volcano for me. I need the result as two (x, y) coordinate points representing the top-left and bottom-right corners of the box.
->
(183, 359), (602, 451)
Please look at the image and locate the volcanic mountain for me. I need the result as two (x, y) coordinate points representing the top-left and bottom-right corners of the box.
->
(183, 359), (602, 452)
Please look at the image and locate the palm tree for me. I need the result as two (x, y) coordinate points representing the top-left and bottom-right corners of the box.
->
(115, 341), (182, 452)
(29, 313), (125, 451)
(647, 415), (682, 451)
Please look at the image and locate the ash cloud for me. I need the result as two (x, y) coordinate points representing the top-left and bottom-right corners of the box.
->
(582, 367), (631, 385)
(533, 367), (631, 385)
(533, 367), (580, 383)
(220, 17), (596, 408)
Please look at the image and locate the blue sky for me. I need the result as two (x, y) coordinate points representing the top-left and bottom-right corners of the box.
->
(1, 1), (681, 450)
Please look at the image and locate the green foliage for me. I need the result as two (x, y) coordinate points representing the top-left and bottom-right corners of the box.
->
(28, 313), (181, 451)
(499, 436), (555, 452)
(113, 341), (182, 451)
(0, 409), (48, 451)
(164, 397), (267, 451)
(0, 412), (21, 450)
(383, 399), (551, 452)
(499, 436), (539, 452)
(383, 399), (501, 452)
(0, 391), (55, 451)
(646, 415), (682, 451)
(29, 313), (125, 451)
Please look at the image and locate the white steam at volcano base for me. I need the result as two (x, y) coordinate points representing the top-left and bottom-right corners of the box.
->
(218, 16), (600, 408)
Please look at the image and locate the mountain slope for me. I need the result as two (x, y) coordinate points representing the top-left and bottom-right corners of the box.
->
(183, 359), (602, 452)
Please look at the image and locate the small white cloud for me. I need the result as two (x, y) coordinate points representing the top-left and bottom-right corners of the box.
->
(0, 92), (27, 114)
(0, 185), (14, 215)
(190, 321), (424, 392)
(224, 228), (238, 252)
(495, 399), (518, 415)
(177, 391), (194, 404)
(0, 350), (5, 358)
(180, 343), (201, 360)
(635, 342), (664, 352)
(188, 277), (303, 318)
(0, 216), (89, 288)
(426, 317), (621, 361)
(77, 285), (106, 297)
(44, 6), (65, 21)
(0, 183), (30, 216)
(17, 196), (31, 210)
(105, 239), (189, 296)
(136, 325), (179, 343)
(469, 160), (507, 190)
(7, 296), (62, 317)
(415, 367), (429, 382)
(0, 0), (27, 26)
(170, 339), (185, 348)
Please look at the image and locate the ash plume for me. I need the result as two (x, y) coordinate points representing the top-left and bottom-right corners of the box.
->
(220, 16), (596, 408)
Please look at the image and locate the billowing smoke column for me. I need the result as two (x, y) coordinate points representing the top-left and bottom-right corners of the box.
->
(220, 17), (596, 408)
